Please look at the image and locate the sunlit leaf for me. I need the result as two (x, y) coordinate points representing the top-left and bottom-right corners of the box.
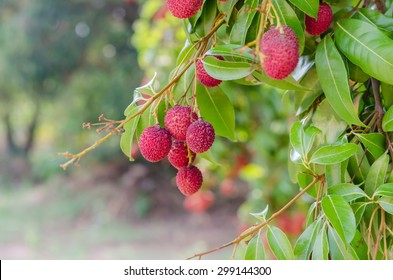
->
(266, 226), (294, 260)
(310, 143), (357, 165)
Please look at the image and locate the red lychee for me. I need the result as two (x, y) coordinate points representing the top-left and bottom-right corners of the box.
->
(196, 55), (224, 87)
(305, 3), (333, 35)
(167, 0), (203, 19)
(167, 140), (196, 169)
(186, 119), (215, 154)
(183, 191), (215, 213)
(262, 25), (299, 48)
(176, 165), (203, 196)
(164, 105), (198, 140)
(261, 25), (299, 80)
(139, 125), (172, 162)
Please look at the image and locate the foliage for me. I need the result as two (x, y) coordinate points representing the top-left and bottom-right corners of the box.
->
(60, 0), (393, 260)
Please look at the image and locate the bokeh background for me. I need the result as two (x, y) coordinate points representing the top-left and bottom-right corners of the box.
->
(0, 0), (308, 259)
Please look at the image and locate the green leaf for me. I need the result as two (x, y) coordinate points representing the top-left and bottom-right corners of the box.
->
(382, 106), (393, 131)
(253, 70), (308, 91)
(250, 205), (269, 221)
(202, 56), (254, 81)
(374, 183), (393, 198)
(327, 226), (355, 260)
(355, 8), (393, 34)
(304, 126), (321, 155)
(266, 226), (294, 260)
(356, 133), (385, 159)
(378, 198), (393, 215)
(229, 0), (258, 45)
(294, 220), (321, 259)
(382, 83), (393, 108)
(365, 153), (389, 196)
(310, 143), (357, 165)
(207, 45), (256, 61)
(290, 121), (305, 157)
(351, 202), (368, 226)
(312, 228), (329, 260)
(217, 0), (238, 21)
(272, 0), (305, 54)
(120, 106), (140, 161)
(315, 35), (364, 126)
(287, 0), (319, 18)
(306, 202), (317, 227)
(244, 235), (265, 260)
(329, 183), (368, 202)
(347, 144), (370, 184)
(196, 83), (236, 141)
(335, 19), (393, 85)
(172, 67), (195, 101)
(322, 195), (356, 244)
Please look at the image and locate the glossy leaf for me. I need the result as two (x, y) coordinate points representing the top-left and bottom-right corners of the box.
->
(272, 0), (305, 54)
(335, 19), (393, 85)
(266, 226), (294, 260)
(351, 202), (368, 226)
(310, 143), (357, 165)
(287, 0), (319, 18)
(327, 226), (355, 260)
(322, 195), (356, 244)
(355, 8), (393, 33)
(196, 84), (236, 141)
(374, 183), (393, 198)
(253, 71), (308, 91)
(382, 106), (393, 131)
(217, 0), (238, 21)
(315, 35), (364, 126)
(290, 121), (305, 157)
(312, 228), (329, 260)
(202, 56), (254, 80)
(304, 126), (321, 155)
(294, 220), (321, 259)
(229, 0), (258, 45)
(245, 235), (265, 260)
(356, 133), (385, 159)
(347, 144), (370, 184)
(329, 183), (368, 202)
(365, 153), (389, 196)
(207, 44), (256, 61)
(120, 106), (140, 161)
(378, 198), (393, 215)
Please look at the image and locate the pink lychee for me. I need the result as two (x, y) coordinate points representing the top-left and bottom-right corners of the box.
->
(196, 55), (224, 87)
(305, 3), (333, 35)
(186, 119), (215, 154)
(139, 125), (172, 162)
(164, 105), (198, 140)
(168, 140), (196, 169)
(167, 0), (203, 19)
(176, 165), (203, 196)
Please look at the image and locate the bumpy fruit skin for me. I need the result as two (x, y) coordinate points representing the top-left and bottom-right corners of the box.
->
(305, 3), (333, 35)
(168, 140), (196, 169)
(139, 125), (172, 162)
(167, 0), (203, 19)
(186, 119), (215, 153)
(261, 25), (299, 80)
(262, 25), (298, 47)
(164, 105), (198, 140)
(176, 165), (203, 196)
(196, 55), (224, 87)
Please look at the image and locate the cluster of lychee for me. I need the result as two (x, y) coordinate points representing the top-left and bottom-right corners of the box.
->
(138, 105), (215, 196)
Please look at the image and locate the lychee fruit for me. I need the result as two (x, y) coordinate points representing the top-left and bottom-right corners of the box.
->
(186, 119), (215, 153)
(176, 165), (203, 196)
(196, 55), (224, 87)
(183, 191), (215, 213)
(164, 105), (198, 140)
(167, 0), (203, 19)
(261, 25), (299, 80)
(139, 125), (172, 162)
(168, 140), (196, 169)
(262, 25), (299, 48)
(305, 3), (333, 35)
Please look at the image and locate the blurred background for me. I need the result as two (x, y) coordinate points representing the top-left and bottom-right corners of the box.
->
(0, 0), (308, 259)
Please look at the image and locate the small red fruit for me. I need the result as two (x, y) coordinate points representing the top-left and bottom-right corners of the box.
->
(168, 140), (196, 169)
(167, 0), (203, 19)
(305, 3), (333, 35)
(196, 55), (224, 87)
(139, 125), (172, 162)
(183, 191), (215, 213)
(186, 119), (215, 154)
(164, 105), (198, 140)
(262, 25), (299, 47)
(176, 165), (203, 196)
(261, 25), (299, 80)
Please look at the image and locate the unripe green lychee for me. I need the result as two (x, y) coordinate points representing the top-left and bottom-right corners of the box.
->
(167, 0), (203, 19)
(196, 55), (224, 87)
(260, 25), (299, 80)
(305, 3), (333, 35)
(186, 119), (215, 154)
(164, 105), (198, 140)
(139, 125), (172, 162)
(168, 140), (196, 169)
(176, 165), (203, 196)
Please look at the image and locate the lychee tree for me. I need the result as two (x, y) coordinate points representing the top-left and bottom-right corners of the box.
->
(60, 0), (393, 260)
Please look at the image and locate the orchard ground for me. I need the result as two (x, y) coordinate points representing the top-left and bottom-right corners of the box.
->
(0, 161), (243, 259)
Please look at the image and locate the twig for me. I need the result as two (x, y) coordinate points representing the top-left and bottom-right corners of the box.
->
(371, 78), (384, 132)
(187, 175), (323, 259)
